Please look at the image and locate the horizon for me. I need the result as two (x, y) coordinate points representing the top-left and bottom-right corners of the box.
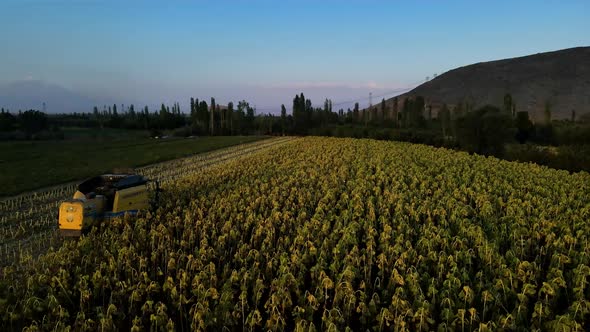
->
(1, 0), (589, 114)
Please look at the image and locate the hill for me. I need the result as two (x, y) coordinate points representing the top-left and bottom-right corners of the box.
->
(391, 47), (590, 120)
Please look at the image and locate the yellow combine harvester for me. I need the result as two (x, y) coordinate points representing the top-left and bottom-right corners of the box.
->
(58, 174), (158, 236)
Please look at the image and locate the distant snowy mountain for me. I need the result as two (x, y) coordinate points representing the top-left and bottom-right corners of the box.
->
(0, 80), (98, 113)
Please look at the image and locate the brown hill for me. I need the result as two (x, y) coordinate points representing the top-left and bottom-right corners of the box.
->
(390, 47), (590, 121)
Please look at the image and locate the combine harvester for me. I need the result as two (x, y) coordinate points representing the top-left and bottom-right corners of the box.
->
(58, 174), (160, 236)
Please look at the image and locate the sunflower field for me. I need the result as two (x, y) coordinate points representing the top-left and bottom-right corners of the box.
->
(1, 137), (589, 331)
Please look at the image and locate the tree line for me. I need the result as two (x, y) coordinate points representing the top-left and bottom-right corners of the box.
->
(1, 99), (259, 138)
(2, 93), (589, 171)
(1, 94), (587, 149)
(0, 109), (50, 138)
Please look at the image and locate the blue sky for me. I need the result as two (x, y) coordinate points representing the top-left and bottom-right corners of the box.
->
(0, 0), (589, 112)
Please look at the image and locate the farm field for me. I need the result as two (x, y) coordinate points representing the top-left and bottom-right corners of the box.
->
(0, 135), (266, 196)
(2, 136), (590, 331)
(59, 127), (152, 140)
(0, 137), (294, 267)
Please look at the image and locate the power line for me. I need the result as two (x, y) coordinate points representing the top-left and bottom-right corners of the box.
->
(331, 86), (412, 107)
(254, 80), (422, 113)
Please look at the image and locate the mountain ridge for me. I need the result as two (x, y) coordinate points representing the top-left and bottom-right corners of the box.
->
(391, 46), (590, 120)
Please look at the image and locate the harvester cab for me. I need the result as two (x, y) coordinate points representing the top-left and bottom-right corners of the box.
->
(58, 174), (158, 236)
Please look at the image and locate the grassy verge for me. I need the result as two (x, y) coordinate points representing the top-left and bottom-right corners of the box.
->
(505, 143), (590, 173)
(60, 127), (151, 140)
(0, 136), (266, 196)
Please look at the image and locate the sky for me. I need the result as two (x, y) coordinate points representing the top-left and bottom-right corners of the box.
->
(0, 0), (589, 113)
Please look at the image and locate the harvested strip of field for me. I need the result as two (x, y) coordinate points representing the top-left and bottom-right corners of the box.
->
(0, 137), (297, 266)
(0, 135), (267, 197)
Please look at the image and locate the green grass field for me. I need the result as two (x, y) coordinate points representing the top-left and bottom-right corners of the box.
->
(60, 127), (151, 140)
(0, 135), (266, 196)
